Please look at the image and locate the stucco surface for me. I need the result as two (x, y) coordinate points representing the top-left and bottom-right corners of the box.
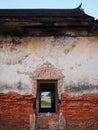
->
(0, 36), (98, 96)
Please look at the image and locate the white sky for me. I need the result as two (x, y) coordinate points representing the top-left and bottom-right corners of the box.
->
(0, 0), (98, 19)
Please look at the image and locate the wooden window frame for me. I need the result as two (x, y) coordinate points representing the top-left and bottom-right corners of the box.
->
(36, 80), (58, 115)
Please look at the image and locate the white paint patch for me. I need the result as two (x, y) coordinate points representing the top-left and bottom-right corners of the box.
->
(0, 36), (98, 96)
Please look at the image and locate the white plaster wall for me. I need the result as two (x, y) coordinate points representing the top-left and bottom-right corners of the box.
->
(0, 36), (98, 96)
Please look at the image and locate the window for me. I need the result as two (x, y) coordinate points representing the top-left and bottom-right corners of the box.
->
(36, 80), (58, 114)
(41, 91), (52, 108)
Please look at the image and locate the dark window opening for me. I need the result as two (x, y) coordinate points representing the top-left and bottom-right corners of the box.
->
(36, 80), (58, 114)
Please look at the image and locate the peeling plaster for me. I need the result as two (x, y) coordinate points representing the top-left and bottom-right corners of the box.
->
(0, 36), (98, 96)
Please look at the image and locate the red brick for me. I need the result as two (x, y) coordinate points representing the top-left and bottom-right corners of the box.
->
(60, 93), (98, 130)
(0, 92), (35, 130)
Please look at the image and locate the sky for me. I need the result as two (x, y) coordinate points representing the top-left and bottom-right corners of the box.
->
(0, 0), (98, 19)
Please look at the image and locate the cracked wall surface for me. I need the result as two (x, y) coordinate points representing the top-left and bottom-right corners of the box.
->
(0, 36), (98, 96)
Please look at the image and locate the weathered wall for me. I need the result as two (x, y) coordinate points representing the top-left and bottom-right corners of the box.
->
(60, 93), (98, 130)
(0, 35), (98, 130)
(0, 36), (98, 96)
(0, 92), (35, 130)
(0, 92), (98, 130)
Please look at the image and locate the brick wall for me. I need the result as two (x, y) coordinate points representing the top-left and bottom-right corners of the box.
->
(0, 92), (35, 130)
(60, 94), (98, 130)
(0, 92), (98, 130)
